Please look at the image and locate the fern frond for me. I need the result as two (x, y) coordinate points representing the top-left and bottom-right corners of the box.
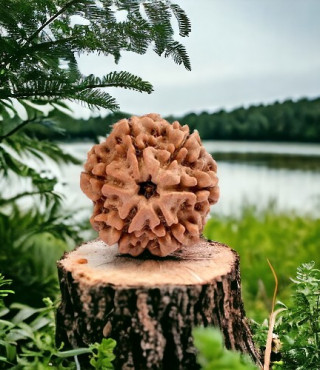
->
(81, 71), (153, 93)
(170, 3), (191, 37)
(144, 2), (173, 37)
(164, 41), (191, 71)
(275, 262), (320, 369)
(73, 89), (119, 111)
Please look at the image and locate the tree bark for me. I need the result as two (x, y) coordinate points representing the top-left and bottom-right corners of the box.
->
(56, 238), (261, 369)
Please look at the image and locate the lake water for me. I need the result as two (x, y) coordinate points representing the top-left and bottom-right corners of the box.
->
(57, 141), (320, 217)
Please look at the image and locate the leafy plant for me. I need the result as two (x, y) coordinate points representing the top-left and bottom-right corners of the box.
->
(250, 261), (320, 369)
(1, 297), (71, 368)
(0, 288), (116, 369)
(274, 262), (320, 369)
(193, 327), (257, 370)
(90, 339), (116, 370)
(204, 203), (320, 321)
(0, 0), (190, 116)
(0, 275), (13, 306)
(0, 201), (86, 305)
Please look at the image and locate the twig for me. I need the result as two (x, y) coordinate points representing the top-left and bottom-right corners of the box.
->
(74, 355), (81, 370)
(267, 259), (278, 315)
(264, 308), (286, 370)
(26, 0), (79, 44)
(7, 92), (66, 99)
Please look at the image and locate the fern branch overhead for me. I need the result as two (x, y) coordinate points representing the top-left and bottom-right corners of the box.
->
(0, 0), (191, 113)
(170, 4), (191, 37)
(3, 71), (153, 102)
(81, 72), (153, 93)
(74, 90), (119, 111)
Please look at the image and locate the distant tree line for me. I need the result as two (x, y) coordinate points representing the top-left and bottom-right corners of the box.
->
(174, 97), (320, 142)
(26, 97), (320, 142)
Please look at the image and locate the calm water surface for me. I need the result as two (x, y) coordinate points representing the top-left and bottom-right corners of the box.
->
(58, 141), (320, 216)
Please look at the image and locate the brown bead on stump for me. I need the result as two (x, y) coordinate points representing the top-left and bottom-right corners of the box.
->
(56, 238), (261, 369)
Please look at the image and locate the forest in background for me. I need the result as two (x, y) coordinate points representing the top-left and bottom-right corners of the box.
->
(27, 97), (320, 142)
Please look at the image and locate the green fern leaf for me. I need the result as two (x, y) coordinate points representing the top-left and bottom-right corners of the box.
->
(170, 3), (191, 37)
(164, 41), (191, 71)
(74, 90), (119, 111)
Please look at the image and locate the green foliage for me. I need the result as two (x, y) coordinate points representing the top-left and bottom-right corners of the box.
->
(0, 109), (85, 304)
(0, 0), (190, 115)
(0, 201), (85, 305)
(250, 319), (269, 352)
(89, 339), (116, 370)
(274, 262), (320, 369)
(204, 204), (320, 321)
(0, 295), (97, 369)
(193, 327), (257, 370)
(0, 275), (13, 306)
(0, 279), (116, 369)
(0, 128), (80, 206)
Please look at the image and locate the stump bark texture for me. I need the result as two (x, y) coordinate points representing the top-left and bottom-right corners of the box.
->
(56, 238), (261, 369)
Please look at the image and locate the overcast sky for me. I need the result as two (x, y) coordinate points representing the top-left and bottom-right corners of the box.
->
(75, 0), (320, 118)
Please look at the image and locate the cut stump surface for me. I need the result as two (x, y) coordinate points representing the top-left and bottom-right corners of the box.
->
(56, 238), (261, 369)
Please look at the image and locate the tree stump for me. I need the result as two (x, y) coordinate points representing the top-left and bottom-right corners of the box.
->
(56, 238), (261, 369)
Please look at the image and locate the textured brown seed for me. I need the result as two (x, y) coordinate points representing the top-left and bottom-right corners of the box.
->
(80, 113), (219, 257)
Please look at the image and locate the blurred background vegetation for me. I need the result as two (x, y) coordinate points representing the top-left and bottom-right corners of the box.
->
(23, 97), (320, 142)
(204, 205), (320, 322)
